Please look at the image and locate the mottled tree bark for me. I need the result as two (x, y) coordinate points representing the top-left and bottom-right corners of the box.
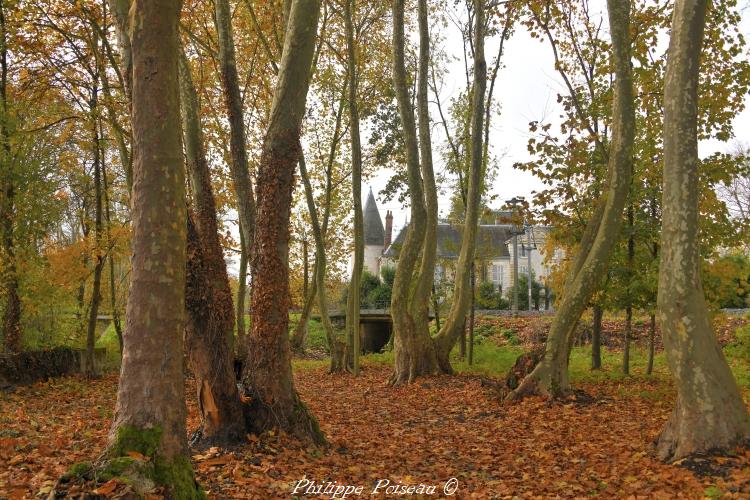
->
(388, 0), (439, 385)
(433, 0), (486, 374)
(178, 48), (246, 446)
(107, 1), (201, 496)
(242, 0), (325, 445)
(655, 0), (750, 462)
(507, 0), (635, 400)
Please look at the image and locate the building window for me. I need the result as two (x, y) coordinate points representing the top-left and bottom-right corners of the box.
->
(491, 264), (502, 284)
(521, 245), (526, 257)
(434, 264), (444, 283)
(521, 265), (528, 275)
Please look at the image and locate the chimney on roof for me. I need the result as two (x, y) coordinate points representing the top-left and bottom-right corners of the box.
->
(384, 210), (393, 248)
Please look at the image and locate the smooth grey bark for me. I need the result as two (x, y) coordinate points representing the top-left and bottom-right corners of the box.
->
(344, 0), (362, 375)
(433, 0), (486, 373)
(507, 0), (635, 400)
(242, 0), (325, 445)
(107, 1), (200, 495)
(655, 0), (750, 462)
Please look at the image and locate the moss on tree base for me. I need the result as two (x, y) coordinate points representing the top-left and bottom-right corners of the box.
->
(63, 425), (204, 499)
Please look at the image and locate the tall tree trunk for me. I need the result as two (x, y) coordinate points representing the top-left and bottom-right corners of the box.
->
(242, 0), (325, 445)
(101, 148), (123, 355)
(178, 48), (246, 445)
(646, 312), (655, 375)
(290, 79), (345, 354)
(84, 85), (105, 378)
(215, 0), (256, 256)
(298, 155), (343, 372)
(623, 202), (634, 375)
(623, 306), (631, 375)
(107, 1), (201, 496)
(467, 263), (476, 365)
(655, 0), (750, 462)
(236, 227), (248, 357)
(432, 284), (441, 332)
(388, 0), (439, 385)
(506, 0), (635, 400)
(409, 0), (440, 370)
(433, 0), (486, 374)
(344, 0), (362, 376)
(0, 0), (20, 354)
(290, 260), (317, 352)
(591, 304), (602, 369)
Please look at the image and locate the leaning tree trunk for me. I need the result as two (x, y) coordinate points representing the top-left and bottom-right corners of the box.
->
(388, 0), (439, 385)
(506, 0), (635, 400)
(344, 0), (363, 376)
(655, 0), (750, 462)
(178, 48), (246, 446)
(242, 0), (325, 445)
(106, 1), (201, 496)
(291, 82), (346, 354)
(215, 0), (256, 258)
(433, 0), (486, 374)
(298, 154), (344, 372)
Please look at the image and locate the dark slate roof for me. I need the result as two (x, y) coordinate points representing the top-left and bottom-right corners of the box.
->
(383, 223), (513, 259)
(363, 189), (385, 246)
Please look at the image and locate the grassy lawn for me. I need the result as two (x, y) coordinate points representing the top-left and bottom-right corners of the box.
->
(291, 314), (750, 394)
(96, 312), (750, 393)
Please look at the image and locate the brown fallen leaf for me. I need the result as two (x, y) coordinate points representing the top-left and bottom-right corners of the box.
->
(126, 450), (150, 461)
(93, 478), (119, 495)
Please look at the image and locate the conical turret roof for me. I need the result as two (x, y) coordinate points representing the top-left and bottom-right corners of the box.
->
(363, 188), (385, 246)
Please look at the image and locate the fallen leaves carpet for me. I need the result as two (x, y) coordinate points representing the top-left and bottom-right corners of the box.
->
(1, 364), (748, 498)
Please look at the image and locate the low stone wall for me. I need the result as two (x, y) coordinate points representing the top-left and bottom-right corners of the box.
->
(0, 348), (107, 389)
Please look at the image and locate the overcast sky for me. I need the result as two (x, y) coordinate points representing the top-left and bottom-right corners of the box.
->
(366, 2), (750, 238)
